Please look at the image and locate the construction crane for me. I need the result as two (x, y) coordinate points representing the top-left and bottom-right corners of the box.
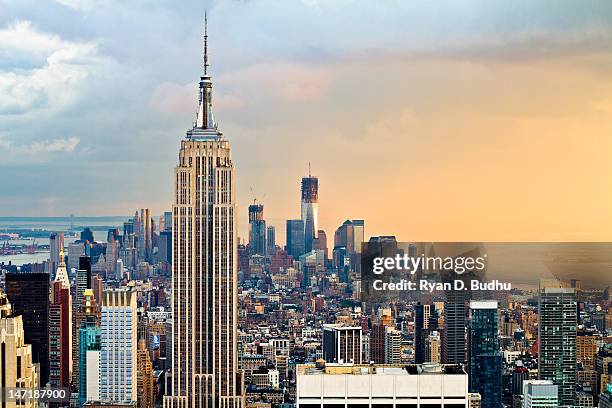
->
(249, 186), (266, 206)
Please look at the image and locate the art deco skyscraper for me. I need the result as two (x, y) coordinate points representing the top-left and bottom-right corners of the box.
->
(164, 16), (244, 408)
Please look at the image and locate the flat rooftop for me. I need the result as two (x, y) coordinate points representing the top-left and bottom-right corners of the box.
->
(297, 363), (466, 376)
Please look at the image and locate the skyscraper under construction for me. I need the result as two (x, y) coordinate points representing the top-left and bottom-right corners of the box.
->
(301, 167), (318, 253)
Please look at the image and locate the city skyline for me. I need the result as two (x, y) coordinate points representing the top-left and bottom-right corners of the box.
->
(1, 1), (612, 241)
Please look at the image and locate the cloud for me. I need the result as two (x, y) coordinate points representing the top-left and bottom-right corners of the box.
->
(0, 136), (80, 165)
(0, 20), (108, 116)
(219, 63), (331, 103)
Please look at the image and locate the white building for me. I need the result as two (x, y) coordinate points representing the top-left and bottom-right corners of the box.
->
(100, 289), (137, 403)
(522, 380), (558, 408)
(297, 362), (468, 407)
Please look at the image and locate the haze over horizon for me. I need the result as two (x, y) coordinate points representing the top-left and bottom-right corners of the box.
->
(1, 0), (612, 241)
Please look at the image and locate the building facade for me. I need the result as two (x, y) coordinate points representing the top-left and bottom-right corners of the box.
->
(5, 271), (50, 386)
(100, 289), (137, 403)
(296, 363), (468, 407)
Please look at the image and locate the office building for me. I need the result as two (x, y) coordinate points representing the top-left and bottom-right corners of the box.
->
(538, 286), (576, 407)
(163, 19), (244, 408)
(522, 380), (558, 408)
(322, 324), (363, 364)
(79, 313), (101, 407)
(248, 204), (266, 256)
(312, 229), (327, 262)
(100, 289), (137, 403)
(73, 255), (93, 388)
(81, 227), (94, 243)
(67, 242), (85, 272)
(163, 211), (172, 232)
(49, 231), (64, 277)
(266, 226), (276, 256)
(5, 271), (50, 386)
(296, 362), (468, 407)
(49, 253), (72, 389)
(286, 219), (305, 259)
(384, 326), (402, 364)
(0, 289), (39, 408)
(443, 289), (467, 365)
(468, 301), (502, 408)
(425, 331), (441, 364)
(137, 340), (155, 408)
(370, 314), (394, 364)
(158, 231), (172, 265)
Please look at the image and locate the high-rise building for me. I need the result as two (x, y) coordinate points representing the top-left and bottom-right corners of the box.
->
(384, 326), (402, 364)
(312, 229), (327, 262)
(468, 301), (502, 408)
(443, 289), (467, 365)
(266, 226), (276, 256)
(370, 313), (394, 364)
(49, 231), (64, 277)
(73, 255), (93, 388)
(164, 17), (243, 408)
(322, 324), (363, 364)
(136, 209), (153, 263)
(522, 380), (558, 407)
(5, 271), (50, 386)
(538, 286), (576, 407)
(49, 253), (72, 389)
(81, 326), (100, 406)
(286, 219), (305, 259)
(137, 340), (155, 408)
(248, 204), (266, 256)
(301, 170), (318, 253)
(0, 289), (39, 408)
(67, 242), (85, 272)
(158, 231), (172, 264)
(352, 219), (364, 254)
(81, 228), (94, 243)
(576, 329), (598, 370)
(415, 303), (437, 364)
(163, 211), (173, 232)
(78, 289), (101, 408)
(425, 331), (441, 364)
(100, 289), (137, 403)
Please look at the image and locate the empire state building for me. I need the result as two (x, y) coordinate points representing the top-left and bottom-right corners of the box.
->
(164, 17), (244, 408)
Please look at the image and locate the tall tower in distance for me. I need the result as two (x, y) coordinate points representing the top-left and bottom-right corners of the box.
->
(301, 164), (318, 253)
(164, 14), (244, 408)
(248, 203), (266, 256)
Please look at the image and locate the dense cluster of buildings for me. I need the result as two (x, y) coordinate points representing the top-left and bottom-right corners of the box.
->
(0, 19), (611, 408)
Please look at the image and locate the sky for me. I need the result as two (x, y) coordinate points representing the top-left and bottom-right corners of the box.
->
(1, 0), (612, 242)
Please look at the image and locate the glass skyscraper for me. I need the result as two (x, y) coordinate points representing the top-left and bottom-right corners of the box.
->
(248, 204), (266, 256)
(286, 219), (305, 259)
(538, 286), (576, 407)
(469, 300), (503, 408)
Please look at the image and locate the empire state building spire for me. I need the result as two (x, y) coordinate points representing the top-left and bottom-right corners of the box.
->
(193, 12), (218, 135)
